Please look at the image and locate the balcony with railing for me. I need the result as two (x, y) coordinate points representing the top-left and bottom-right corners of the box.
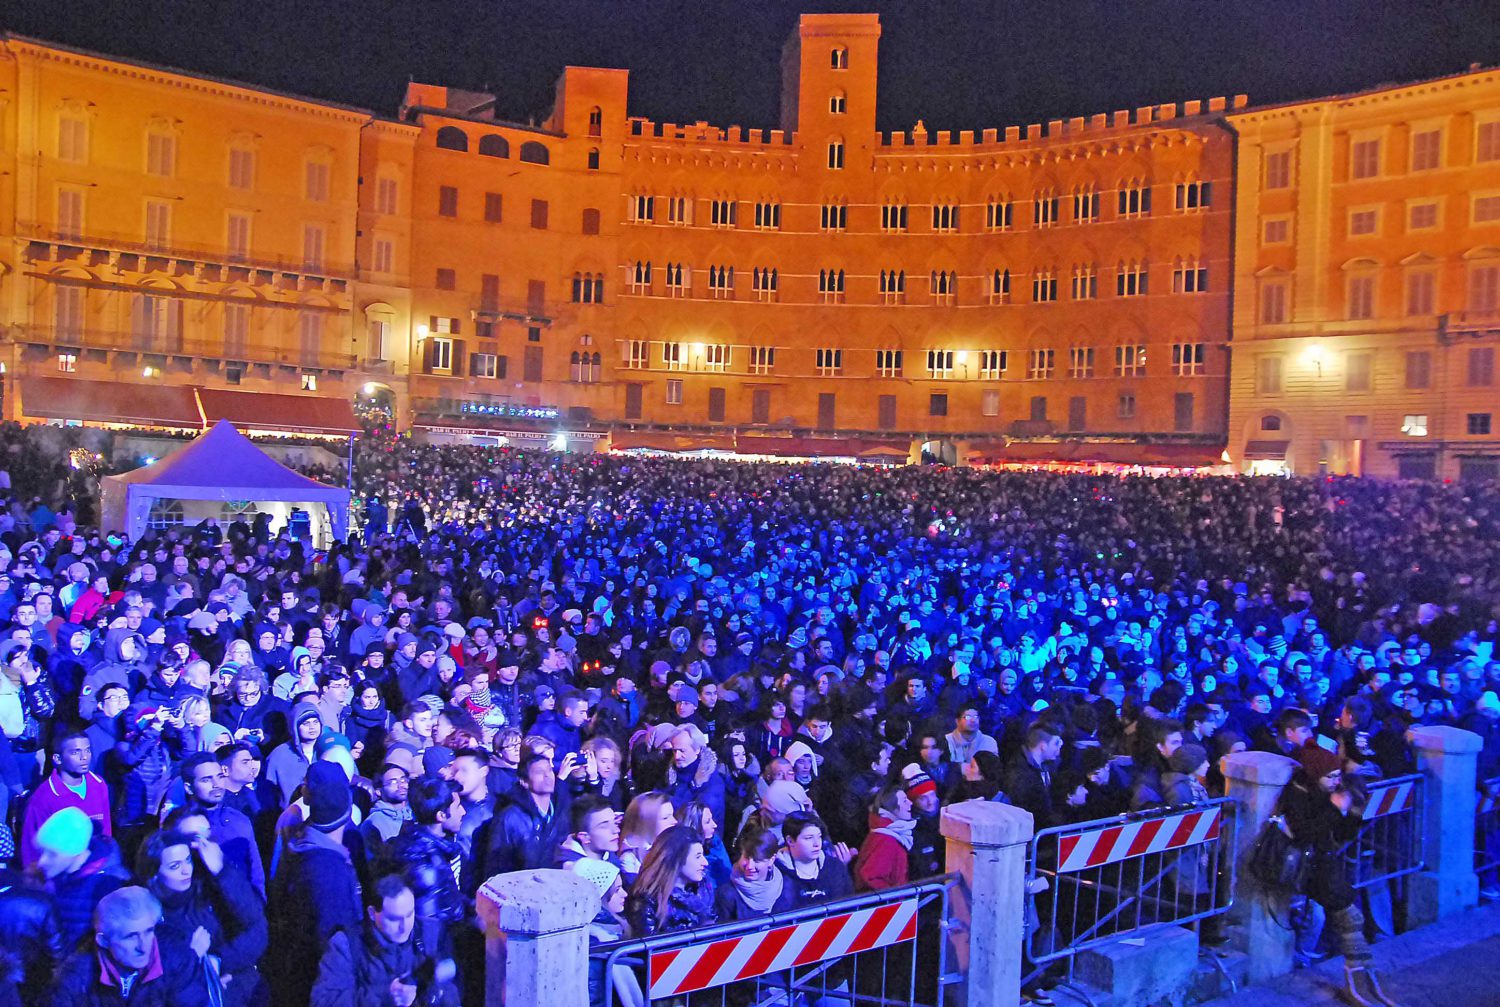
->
(18, 221), (354, 291)
(9, 324), (359, 373)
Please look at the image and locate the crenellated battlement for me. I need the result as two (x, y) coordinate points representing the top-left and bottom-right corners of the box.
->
(623, 94), (1249, 159)
(880, 95), (1249, 150)
(627, 118), (797, 149)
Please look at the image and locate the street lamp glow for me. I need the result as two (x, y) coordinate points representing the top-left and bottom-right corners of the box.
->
(1304, 342), (1326, 377)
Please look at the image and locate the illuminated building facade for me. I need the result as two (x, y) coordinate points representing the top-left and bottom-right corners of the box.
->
(0, 16), (1238, 462)
(2, 16), (1494, 474)
(1227, 67), (1500, 479)
(0, 36), (375, 435)
(399, 14), (1238, 462)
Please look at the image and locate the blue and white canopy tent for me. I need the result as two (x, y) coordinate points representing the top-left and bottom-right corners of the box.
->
(99, 420), (351, 546)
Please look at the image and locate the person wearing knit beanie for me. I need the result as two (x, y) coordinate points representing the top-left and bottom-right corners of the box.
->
(904, 772), (940, 815)
(34, 807), (94, 876)
(1296, 741), (1344, 783)
(761, 780), (812, 822)
(1168, 744), (1208, 777)
(571, 856), (622, 898)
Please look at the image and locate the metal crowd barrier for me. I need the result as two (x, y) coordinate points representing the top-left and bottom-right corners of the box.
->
(1341, 773), (1424, 890)
(1476, 774), (1500, 888)
(590, 875), (958, 1007)
(1023, 798), (1236, 985)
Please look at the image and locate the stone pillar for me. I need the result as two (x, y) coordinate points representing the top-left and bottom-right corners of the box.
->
(1408, 725), (1483, 925)
(477, 868), (598, 1007)
(1220, 750), (1298, 984)
(941, 799), (1035, 1007)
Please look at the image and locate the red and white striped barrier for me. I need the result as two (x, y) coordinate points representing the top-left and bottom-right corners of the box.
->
(1364, 779), (1416, 819)
(1054, 807), (1222, 873)
(647, 897), (918, 997)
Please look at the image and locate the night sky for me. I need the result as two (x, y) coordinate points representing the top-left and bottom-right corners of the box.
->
(6, 1), (1500, 130)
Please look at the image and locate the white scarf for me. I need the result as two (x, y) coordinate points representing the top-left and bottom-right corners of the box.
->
(731, 868), (785, 913)
(871, 814), (916, 851)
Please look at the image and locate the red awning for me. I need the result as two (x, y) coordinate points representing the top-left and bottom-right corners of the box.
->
(19, 376), (201, 428)
(968, 440), (1223, 467)
(196, 388), (357, 435)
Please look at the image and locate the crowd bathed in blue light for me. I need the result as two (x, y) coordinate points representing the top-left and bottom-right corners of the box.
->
(0, 425), (1497, 1005)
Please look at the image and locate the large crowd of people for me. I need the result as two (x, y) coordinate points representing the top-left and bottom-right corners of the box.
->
(0, 424), (1497, 1006)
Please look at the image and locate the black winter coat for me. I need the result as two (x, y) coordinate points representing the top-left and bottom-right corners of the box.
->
(46, 950), (170, 1007)
(478, 787), (570, 883)
(1003, 754), (1057, 829)
(1277, 772), (1363, 910)
(152, 863), (267, 1007)
(310, 923), (457, 1007)
(392, 823), (472, 950)
(269, 829), (363, 1007)
(775, 853), (854, 909)
(0, 871), (64, 1005)
(625, 881), (717, 936)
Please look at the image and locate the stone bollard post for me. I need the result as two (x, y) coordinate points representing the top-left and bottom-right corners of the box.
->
(1220, 750), (1298, 984)
(941, 799), (1035, 1007)
(477, 868), (597, 1007)
(1408, 725), (1483, 925)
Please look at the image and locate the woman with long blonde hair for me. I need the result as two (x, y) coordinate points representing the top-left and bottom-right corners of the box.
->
(618, 790), (676, 884)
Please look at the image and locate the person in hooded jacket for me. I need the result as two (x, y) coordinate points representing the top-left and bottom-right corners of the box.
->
(135, 821), (267, 1007)
(264, 700), (323, 808)
(346, 605), (387, 665)
(114, 703), (175, 843)
(853, 785), (915, 892)
(78, 628), (143, 719)
(775, 811), (854, 908)
(269, 762), (363, 1007)
(44, 622), (96, 717)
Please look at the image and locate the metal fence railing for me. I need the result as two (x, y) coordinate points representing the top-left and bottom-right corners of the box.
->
(1023, 799), (1236, 990)
(1341, 773), (1424, 891)
(590, 875), (958, 1007)
(1476, 775), (1500, 889)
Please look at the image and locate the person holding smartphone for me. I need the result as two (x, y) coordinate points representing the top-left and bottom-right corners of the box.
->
(311, 874), (459, 1007)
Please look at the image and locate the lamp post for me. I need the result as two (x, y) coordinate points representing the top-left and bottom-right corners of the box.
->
(1304, 342), (1325, 378)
